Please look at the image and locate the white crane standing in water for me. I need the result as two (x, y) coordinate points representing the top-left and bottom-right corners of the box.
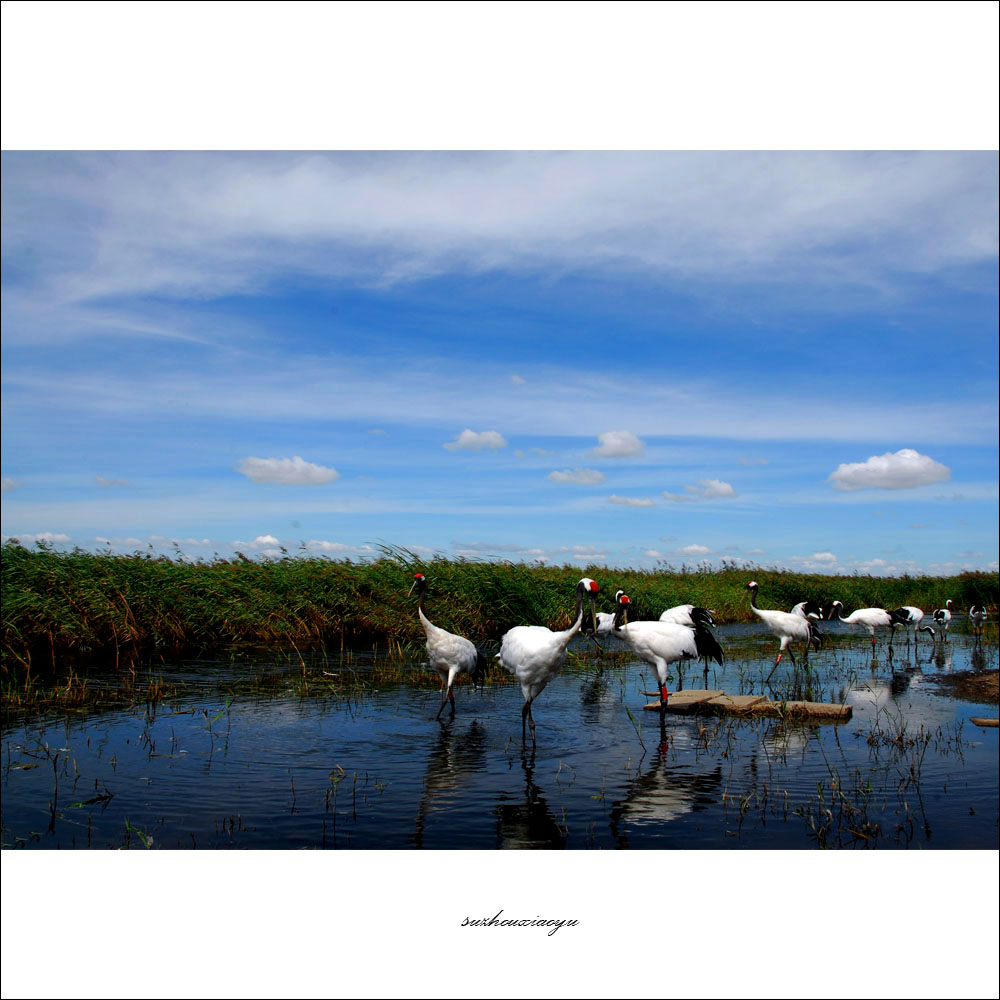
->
(827, 600), (898, 651)
(499, 577), (599, 744)
(409, 573), (485, 720)
(969, 605), (988, 641)
(745, 581), (819, 683)
(889, 605), (935, 647)
(611, 592), (724, 720)
(932, 600), (954, 640)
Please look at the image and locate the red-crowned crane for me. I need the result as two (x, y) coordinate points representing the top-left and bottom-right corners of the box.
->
(409, 573), (485, 720)
(827, 600), (898, 650)
(593, 590), (626, 636)
(790, 600), (824, 621)
(658, 603), (717, 628)
(612, 592), (723, 719)
(889, 605), (935, 647)
(969, 605), (988, 641)
(745, 581), (818, 683)
(499, 577), (599, 743)
(932, 600), (954, 640)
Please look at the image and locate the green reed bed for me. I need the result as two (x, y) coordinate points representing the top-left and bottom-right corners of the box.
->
(3, 540), (996, 685)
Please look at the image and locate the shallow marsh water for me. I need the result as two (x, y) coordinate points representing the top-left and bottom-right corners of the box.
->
(2, 624), (997, 849)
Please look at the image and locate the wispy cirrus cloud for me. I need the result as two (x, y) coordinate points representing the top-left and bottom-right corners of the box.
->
(608, 494), (655, 507)
(236, 456), (339, 485)
(829, 449), (951, 491)
(4, 152), (995, 312)
(548, 468), (605, 484)
(305, 540), (378, 557)
(663, 479), (737, 503)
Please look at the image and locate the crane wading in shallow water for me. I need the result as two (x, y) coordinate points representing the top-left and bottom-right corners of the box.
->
(969, 605), (988, 641)
(889, 605), (935, 647)
(826, 600), (898, 651)
(499, 577), (599, 744)
(745, 581), (820, 684)
(409, 573), (486, 720)
(932, 600), (954, 640)
(612, 592), (724, 722)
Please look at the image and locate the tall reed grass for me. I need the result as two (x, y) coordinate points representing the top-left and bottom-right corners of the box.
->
(3, 540), (996, 676)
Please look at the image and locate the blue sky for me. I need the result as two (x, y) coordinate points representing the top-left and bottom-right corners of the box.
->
(2, 150), (998, 574)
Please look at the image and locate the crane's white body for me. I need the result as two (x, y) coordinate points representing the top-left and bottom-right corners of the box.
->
(499, 577), (599, 741)
(610, 592), (723, 711)
(594, 592), (626, 637)
(614, 620), (704, 689)
(410, 573), (483, 718)
(828, 601), (895, 646)
(500, 623), (578, 701)
(594, 612), (615, 636)
(659, 604), (715, 627)
(746, 582), (812, 665)
(969, 605), (987, 639)
(892, 605), (934, 644)
(418, 605), (480, 694)
(790, 601), (823, 620)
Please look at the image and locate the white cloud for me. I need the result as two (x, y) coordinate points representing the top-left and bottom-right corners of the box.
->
(1, 478), (22, 492)
(548, 468), (606, 484)
(95, 476), (130, 487)
(148, 534), (212, 546)
(608, 494), (655, 507)
(591, 430), (644, 458)
(3, 532), (71, 544)
(443, 429), (508, 452)
(679, 543), (712, 556)
(305, 540), (378, 557)
(368, 428), (386, 435)
(788, 551), (842, 571)
(233, 534), (281, 549)
(236, 455), (339, 485)
(663, 479), (737, 502)
(96, 535), (146, 547)
(828, 448), (951, 491)
(510, 374), (526, 385)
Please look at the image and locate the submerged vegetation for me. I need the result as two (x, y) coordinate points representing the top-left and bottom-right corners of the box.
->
(3, 540), (997, 688)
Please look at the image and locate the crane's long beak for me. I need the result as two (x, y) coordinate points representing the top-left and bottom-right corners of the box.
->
(407, 580), (417, 597)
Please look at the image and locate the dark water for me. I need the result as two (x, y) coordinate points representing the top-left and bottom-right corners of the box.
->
(3, 625), (997, 849)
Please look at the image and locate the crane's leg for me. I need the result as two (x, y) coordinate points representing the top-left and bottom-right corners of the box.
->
(522, 698), (536, 744)
(435, 690), (450, 721)
(658, 680), (670, 726)
(764, 652), (783, 685)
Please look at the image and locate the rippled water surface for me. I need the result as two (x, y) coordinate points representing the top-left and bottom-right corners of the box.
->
(3, 625), (997, 849)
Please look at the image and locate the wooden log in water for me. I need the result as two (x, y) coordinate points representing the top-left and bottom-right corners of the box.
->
(642, 689), (852, 721)
(969, 717), (999, 728)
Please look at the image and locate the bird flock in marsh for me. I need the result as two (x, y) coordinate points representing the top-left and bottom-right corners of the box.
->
(409, 572), (990, 743)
